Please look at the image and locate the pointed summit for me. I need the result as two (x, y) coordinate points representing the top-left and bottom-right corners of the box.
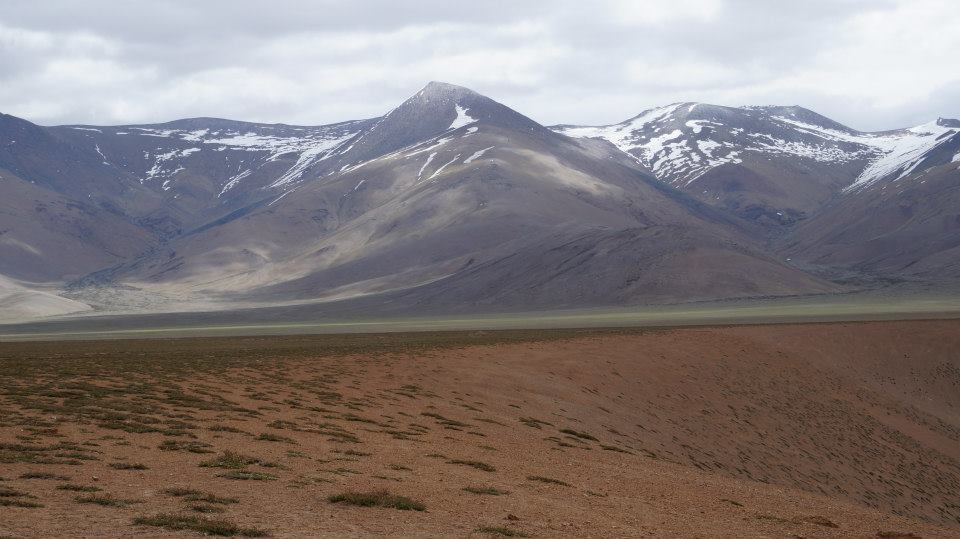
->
(417, 81), (480, 100)
(339, 81), (549, 163)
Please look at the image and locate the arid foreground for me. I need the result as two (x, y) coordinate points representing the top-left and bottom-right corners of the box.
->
(1, 320), (959, 538)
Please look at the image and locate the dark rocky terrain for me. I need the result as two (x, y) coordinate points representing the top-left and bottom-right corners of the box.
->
(1, 82), (958, 321)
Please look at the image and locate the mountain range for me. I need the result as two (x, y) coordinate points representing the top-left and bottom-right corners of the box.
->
(1, 81), (958, 322)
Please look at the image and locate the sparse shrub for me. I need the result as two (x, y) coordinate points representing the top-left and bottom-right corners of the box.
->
(75, 494), (141, 507)
(476, 526), (531, 537)
(328, 490), (425, 511)
(0, 486), (31, 497)
(559, 428), (597, 441)
(190, 503), (225, 513)
(162, 488), (239, 504)
(133, 513), (267, 537)
(200, 451), (259, 469)
(463, 486), (508, 495)
(255, 433), (295, 443)
(19, 472), (69, 480)
(217, 471), (276, 481)
(0, 498), (44, 508)
(526, 475), (570, 487)
(159, 440), (214, 453)
(448, 459), (496, 472)
(109, 462), (148, 470)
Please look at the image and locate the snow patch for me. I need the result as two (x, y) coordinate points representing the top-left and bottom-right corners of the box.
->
(94, 144), (109, 164)
(845, 121), (959, 191)
(449, 105), (477, 130)
(267, 133), (356, 188)
(417, 152), (437, 181)
(428, 154), (460, 180)
(464, 146), (494, 164)
(139, 148), (199, 185)
(219, 169), (253, 196)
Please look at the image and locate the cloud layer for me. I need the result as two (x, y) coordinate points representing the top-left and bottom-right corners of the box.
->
(1, 0), (957, 131)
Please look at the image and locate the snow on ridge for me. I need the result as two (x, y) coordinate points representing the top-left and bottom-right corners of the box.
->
(685, 120), (720, 134)
(266, 132), (357, 188)
(448, 105), (477, 130)
(140, 148), (200, 185)
(94, 144), (109, 164)
(845, 121), (958, 191)
(428, 154), (460, 180)
(417, 152), (437, 181)
(219, 169), (253, 197)
(464, 146), (494, 164)
(122, 124), (363, 191)
(405, 136), (451, 158)
(556, 105), (958, 190)
(554, 103), (682, 148)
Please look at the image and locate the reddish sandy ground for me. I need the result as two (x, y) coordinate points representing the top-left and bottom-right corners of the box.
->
(1, 320), (959, 538)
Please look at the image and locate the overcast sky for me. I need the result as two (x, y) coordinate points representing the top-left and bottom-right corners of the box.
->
(1, 0), (957, 131)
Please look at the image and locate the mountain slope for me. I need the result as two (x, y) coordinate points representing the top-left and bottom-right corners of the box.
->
(74, 84), (833, 312)
(1, 84), (958, 320)
(554, 106), (960, 228)
(782, 158), (960, 281)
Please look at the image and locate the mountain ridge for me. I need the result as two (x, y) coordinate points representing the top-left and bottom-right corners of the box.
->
(0, 82), (957, 322)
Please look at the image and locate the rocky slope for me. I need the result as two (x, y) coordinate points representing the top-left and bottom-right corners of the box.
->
(0, 82), (957, 319)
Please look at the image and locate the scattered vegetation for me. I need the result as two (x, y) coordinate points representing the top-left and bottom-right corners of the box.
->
(75, 494), (141, 507)
(799, 515), (839, 528)
(526, 475), (570, 487)
(19, 472), (69, 480)
(463, 486), (508, 495)
(476, 526), (531, 537)
(559, 428), (597, 441)
(328, 490), (425, 511)
(190, 503), (226, 513)
(200, 451), (259, 469)
(0, 498), (44, 508)
(217, 471), (277, 481)
(0, 486), (31, 497)
(519, 417), (553, 429)
(448, 459), (496, 472)
(109, 462), (148, 470)
(159, 440), (214, 453)
(255, 433), (295, 443)
(133, 513), (267, 537)
(162, 488), (239, 504)
(208, 425), (246, 434)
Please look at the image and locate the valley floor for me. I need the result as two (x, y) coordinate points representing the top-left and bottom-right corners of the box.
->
(1, 321), (959, 537)
(3, 289), (960, 341)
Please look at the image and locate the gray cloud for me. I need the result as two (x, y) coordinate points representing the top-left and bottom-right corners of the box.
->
(0, 0), (956, 131)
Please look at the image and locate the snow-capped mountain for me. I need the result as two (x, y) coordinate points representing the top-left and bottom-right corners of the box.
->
(554, 105), (960, 226)
(0, 82), (958, 321)
(554, 104), (959, 190)
(51, 117), (375, 199)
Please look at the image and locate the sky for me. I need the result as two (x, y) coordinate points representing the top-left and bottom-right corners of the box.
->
(1, 0), (957, 131)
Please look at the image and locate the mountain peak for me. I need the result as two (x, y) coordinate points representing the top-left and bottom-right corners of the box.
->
(419, 81), (478, 97)
(339, 81), (548, 163)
